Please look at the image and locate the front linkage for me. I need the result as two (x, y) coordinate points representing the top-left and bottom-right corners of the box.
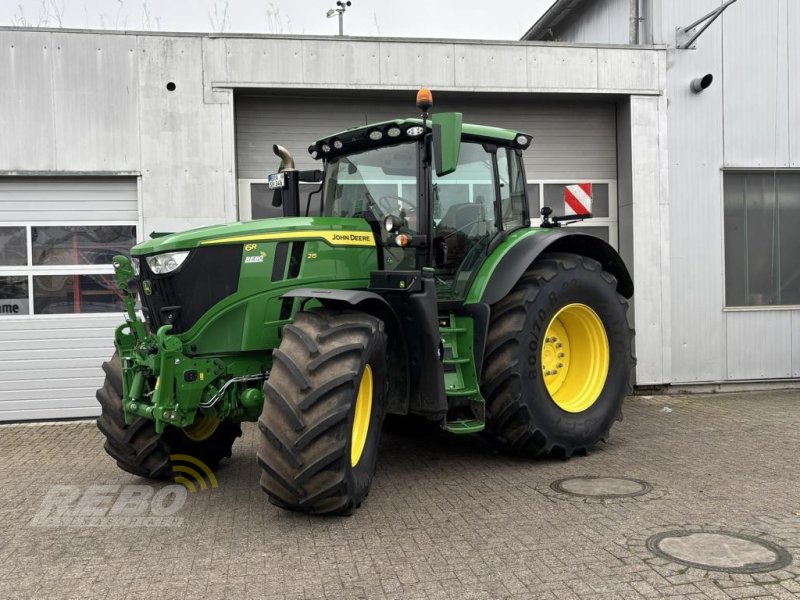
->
(111, 255), (268, 434)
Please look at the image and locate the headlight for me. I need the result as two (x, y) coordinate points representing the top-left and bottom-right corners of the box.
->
(146, 251), (189, 275)
(383, 214), (404, 232)
(406, 126), (424, 137)
(131, 257), (140, 276)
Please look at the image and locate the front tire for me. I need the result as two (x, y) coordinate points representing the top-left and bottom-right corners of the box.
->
(481, 252), (635, 458)
(258, 309), (387, 515)
(96, 353), (241, 479)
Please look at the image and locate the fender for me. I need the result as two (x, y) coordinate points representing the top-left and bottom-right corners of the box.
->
(467, 229), (634, 307)
(280, 288), (412, 415)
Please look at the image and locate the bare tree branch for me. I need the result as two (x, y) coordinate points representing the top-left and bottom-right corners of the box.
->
(48, 0), (65, 27)
(266, 2), (291, 34)
(209, 1), (231, 33)
(373, 12), (381, 36)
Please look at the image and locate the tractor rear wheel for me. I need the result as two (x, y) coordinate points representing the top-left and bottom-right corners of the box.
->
(96, 353), (241, 479)
(481, 252), (635, 458)
(258, 309), (387, 515)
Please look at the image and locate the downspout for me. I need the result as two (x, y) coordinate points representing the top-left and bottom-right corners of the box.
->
(629, 0), (640, 45)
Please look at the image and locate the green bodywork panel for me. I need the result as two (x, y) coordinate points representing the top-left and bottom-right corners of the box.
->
(463, 227), (551, 306)
(131, 216), (372, 255)
(112, 216), (378, 433)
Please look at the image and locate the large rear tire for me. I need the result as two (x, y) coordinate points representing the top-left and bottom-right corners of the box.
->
(481, 252), (635, 458)
(258, 309), (387, 515)
(96, 354), (241, 479)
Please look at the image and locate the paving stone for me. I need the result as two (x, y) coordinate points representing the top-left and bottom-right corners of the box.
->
(1, 391), (799, 599)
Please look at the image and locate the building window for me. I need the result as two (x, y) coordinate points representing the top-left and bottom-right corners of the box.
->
(528, 181), (618, 249)
(724, 172), (800, 307)
(0, 225), (137, 316)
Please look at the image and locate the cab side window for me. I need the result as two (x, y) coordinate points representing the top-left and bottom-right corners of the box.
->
(497, 147), (527, 228)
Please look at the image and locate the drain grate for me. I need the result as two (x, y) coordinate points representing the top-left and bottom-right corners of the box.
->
(646, 530), (793, 574)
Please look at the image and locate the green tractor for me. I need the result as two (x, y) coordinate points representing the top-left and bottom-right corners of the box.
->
(97, 90), (634, 515)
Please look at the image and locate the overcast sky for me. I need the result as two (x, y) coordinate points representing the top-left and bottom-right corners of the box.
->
(1, 0), (553, 39)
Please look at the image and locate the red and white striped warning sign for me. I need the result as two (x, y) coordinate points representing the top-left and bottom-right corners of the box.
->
(564, 183), (592, 216)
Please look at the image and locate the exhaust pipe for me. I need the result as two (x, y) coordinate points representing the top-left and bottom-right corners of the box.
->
(690, 74), (713, 93)
(272, 144), (296, 170)
(270, 144), (300, 217)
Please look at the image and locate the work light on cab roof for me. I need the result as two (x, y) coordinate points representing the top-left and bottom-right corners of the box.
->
(307, 88), (533, 163)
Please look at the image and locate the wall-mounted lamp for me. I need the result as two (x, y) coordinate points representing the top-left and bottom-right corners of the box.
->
(690, 74), (713, 93)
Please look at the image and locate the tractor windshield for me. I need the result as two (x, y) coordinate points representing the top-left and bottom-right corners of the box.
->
(322, 138), (528, 295)
(323, 142), (420, 270)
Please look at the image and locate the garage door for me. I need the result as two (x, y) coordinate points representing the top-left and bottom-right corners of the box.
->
(0, 177), (139, 421)
(235, 93), (617, 244)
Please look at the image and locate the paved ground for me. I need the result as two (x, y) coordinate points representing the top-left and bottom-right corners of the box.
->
(1, 391), (800, 600)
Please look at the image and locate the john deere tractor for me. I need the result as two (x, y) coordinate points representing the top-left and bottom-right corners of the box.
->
(97, 90), (634, 515)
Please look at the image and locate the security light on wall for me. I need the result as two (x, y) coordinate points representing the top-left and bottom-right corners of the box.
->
(690, 74), (713, 93)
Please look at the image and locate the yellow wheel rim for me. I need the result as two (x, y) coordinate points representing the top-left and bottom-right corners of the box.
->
(351, 364), (373, 467)
(541, 303), (609, 413)
(183, 415), (220, 442)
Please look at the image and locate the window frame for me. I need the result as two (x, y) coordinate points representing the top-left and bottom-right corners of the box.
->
(721, 168), (800, 312)
(0, 220), (140, 319)
(527, 179), (619, 250)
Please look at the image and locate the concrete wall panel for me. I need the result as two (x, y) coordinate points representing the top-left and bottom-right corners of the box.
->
(379, 42), (455, 87)
(303, 39), (380, 86)
(137, 35), (229, 232)
(455, 44), (527, 89)
(222, 37), (303, 85)
(0, 30), (56, 170)
(51, 32), (139, 171)
(526, 46), (598, 90)
(628, 94), (670, 384)
(598, 48), (659, 91)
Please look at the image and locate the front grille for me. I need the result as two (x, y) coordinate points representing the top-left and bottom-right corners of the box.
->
(137, 245), (243, 334)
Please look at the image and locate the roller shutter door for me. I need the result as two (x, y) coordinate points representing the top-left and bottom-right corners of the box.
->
(235, 93), (617, 243)
(0, 177), (138, 421)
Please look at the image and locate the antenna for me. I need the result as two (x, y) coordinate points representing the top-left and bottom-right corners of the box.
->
(326, 1), (352, 36)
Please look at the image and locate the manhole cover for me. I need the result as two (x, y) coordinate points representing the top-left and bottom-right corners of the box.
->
(646, 530), (792, 574)
(550, 476), (652, 499)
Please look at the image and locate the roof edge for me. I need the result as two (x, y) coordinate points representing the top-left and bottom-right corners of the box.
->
(521, 0), (589, 41)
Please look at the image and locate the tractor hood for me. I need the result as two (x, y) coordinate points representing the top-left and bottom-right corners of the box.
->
(131, 217), (375, 256)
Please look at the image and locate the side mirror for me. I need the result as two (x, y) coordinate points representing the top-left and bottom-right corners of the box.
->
(431, 112), (462, 177)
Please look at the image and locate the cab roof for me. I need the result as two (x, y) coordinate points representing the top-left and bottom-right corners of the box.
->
(308, 116), (532, 161)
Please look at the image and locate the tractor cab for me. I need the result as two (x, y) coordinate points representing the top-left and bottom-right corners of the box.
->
(274, 89), (533, 302)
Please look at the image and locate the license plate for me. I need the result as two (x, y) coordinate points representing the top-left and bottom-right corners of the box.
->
(267, 172), (285, 190)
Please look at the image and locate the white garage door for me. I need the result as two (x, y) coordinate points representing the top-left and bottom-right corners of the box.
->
(0, 177), (139, 421)
(236, 93), (617, 245)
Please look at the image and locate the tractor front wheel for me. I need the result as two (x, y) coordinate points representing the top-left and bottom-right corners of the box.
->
(96, 353), (241, 479)
(258, 309), (387, 515)
(481, 252), (635, 458)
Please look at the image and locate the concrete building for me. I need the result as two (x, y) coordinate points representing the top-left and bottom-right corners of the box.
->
(0, 0), (792, 421)
(524, 0), (800, 387)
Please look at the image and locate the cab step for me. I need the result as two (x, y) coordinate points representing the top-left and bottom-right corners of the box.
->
(444, 418), (485, 434)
